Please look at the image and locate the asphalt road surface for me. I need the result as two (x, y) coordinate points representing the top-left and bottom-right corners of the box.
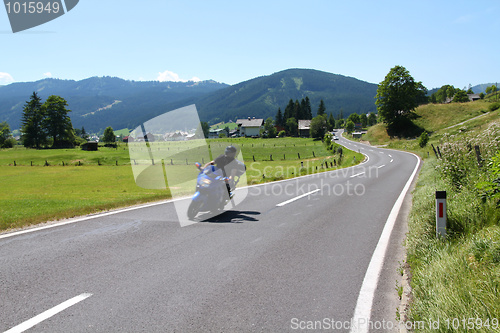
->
(1, 132), (420, 332)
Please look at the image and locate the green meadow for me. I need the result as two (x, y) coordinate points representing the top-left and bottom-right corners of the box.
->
(0, 137), (363, 231)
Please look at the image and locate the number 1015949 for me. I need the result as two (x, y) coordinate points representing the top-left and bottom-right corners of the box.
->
(5, 1), (61, 14)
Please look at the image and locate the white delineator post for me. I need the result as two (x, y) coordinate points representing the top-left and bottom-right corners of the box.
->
(436, 191), (447, 237)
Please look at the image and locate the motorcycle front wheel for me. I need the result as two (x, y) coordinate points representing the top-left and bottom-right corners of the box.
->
(187, 200), (202, 220)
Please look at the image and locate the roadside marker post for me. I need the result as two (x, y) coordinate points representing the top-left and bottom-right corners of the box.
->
(436, 191), (447, 237)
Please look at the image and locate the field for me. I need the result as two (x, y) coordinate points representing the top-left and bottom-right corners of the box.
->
(0, 137), (363, 231)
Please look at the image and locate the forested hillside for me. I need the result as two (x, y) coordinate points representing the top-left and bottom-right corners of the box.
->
(0, 69), (379, 133)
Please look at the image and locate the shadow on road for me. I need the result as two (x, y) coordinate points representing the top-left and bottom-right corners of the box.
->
(199, 210), (261, 223)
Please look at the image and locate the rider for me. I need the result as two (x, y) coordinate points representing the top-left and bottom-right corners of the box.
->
(203, 145), (244, 199)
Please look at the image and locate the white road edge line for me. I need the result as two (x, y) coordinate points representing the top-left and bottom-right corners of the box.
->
(4, 293), (93, 333)
(350, 172), (365, 178)
(276, 189), (320, 207)
(350, 153), (421, 333)
(0, 198), (186, 240)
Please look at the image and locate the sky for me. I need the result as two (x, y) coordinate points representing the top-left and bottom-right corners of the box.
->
(1, 0), (499, 90)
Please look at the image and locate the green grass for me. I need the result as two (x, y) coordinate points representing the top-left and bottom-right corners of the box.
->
(405, 159), (500, 332)
(0, 137), (363, 231)
(0, 165), (171, 231)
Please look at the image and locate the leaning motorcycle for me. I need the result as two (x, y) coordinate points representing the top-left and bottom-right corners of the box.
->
(187, 162), (244, 220)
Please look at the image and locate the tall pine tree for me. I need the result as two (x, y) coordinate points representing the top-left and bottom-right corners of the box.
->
(21, 92), (46, 149)
(284, 99), (294, 123)
(317, 100), (326, 116)
(304, 96), (312, 119)
(275, 108), (284, 127)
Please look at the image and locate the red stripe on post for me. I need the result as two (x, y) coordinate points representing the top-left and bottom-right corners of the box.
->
(439, 202), (444, 218)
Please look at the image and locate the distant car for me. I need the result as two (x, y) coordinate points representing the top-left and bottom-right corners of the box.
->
(333, 136), (339, 140)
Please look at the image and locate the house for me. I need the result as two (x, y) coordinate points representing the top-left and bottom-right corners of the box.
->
(144, 133), (155, 142)
(352, 131), (367, 139)
(468, 94), (481, 101)
(298, 120), (311, 137)
(236, 117), (264, 137)
(209, 128), (224, 138)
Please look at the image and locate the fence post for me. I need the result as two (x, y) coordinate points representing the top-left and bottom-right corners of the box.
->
(436, 191), (447, 237)
(474, 145), (483, 167)
(431, 144), (439, 159)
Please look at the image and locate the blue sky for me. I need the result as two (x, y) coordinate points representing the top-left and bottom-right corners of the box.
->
(1, 0), (499, 90)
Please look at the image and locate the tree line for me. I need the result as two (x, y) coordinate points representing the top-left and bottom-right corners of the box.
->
(268, 97), (377, 139)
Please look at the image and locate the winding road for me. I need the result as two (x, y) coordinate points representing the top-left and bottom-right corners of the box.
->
(1, 133), (420, 332)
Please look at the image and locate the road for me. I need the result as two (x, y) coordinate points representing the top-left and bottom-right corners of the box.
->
(0, 133), (420, 332)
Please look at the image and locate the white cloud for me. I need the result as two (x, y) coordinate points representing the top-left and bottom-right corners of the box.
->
(0, 72), (14, 85)
(43, 72), (52, 78)
(157, 70), (201, 82)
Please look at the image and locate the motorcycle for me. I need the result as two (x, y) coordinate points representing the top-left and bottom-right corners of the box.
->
(187, 162), (242, 220)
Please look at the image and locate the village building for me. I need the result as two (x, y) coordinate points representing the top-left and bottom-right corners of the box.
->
(298, 120), (311, 137)
(236, 117), (264, 137)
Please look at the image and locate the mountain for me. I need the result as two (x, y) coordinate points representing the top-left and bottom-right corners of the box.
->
(195, 68), (378, 123)
(0, 77), (228, 132)
(471, 83), (498, 94)
(0, 69), (379, 133)
(428, 83), (498, 96)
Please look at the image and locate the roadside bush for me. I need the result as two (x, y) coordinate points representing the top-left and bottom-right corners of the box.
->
(418, 131), (429, 148)
(488, 102), (500, 112)
(2, 137), (17, 148)
(278, 130), (286, 138)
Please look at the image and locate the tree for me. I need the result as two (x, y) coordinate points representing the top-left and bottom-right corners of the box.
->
(293, 100), (302, 120)
(360, 113), (368, 128)
(275, 108), (284, 127)
(103, 126), (116, 143)
(0, 121), (12, 148)
(453, 90), (469, 103)
(43, 95), (74, 147)
(327, 113), (335, 131)
(21, 92), (47, 149)
(375, 65), (427, 135)
(304, 97), (312, 119)
(418, 131), (429, 148)
(486, 85), (497, 95)
(368, 112), (377, 126)
(310, 115), (327, 139)
(284, 99), (294, 122)
(317, 100), (326, 116)
(263, 117), (277, 138)
(197, 121), (210, 138)
(347, 113), (360, 124)
(346, 120), (355, 134)
(285, 117), (298, 137)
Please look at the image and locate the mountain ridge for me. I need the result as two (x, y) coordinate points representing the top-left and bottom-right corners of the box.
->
(1, 69), (390, 132)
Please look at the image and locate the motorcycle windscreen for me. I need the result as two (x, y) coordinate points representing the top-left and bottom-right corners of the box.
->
(128, 105), (247, 227)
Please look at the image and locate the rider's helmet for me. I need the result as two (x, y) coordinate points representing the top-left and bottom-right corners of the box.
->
(224, 145), (237, 159)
